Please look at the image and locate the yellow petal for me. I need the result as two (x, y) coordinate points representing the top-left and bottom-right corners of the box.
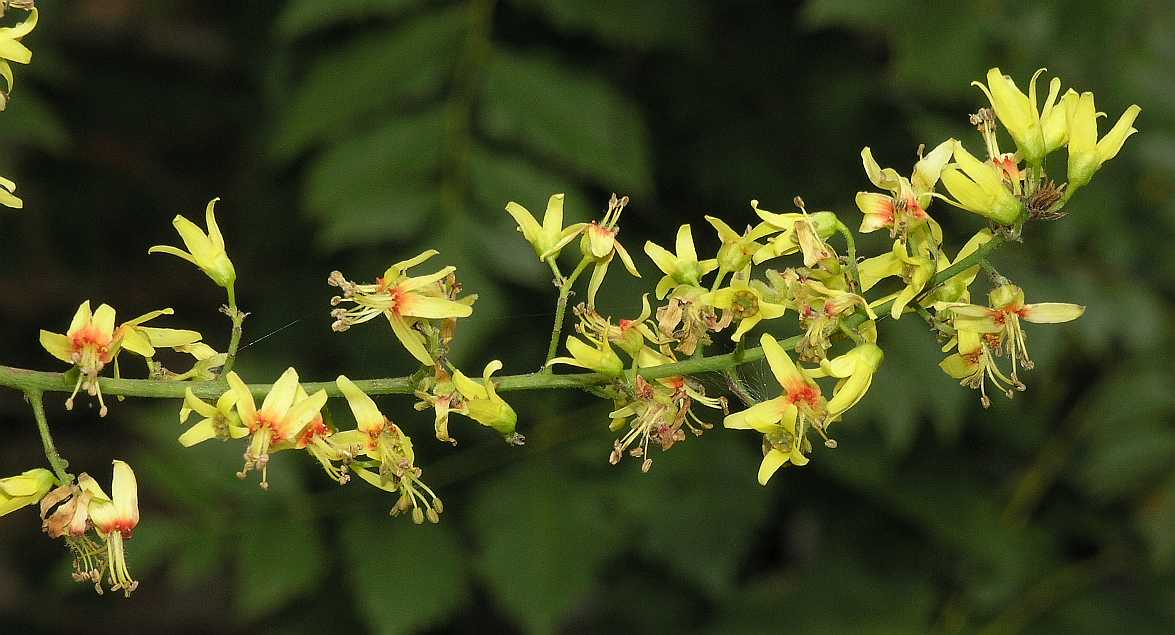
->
(386, 313), (433, 365)
(336, 375), (384, 432)
(757, 449), (790, 485)
(227, 371), (258, 426)
(760, 333), (804, 389)
(260, 368), (300, 420)
(724, 398), (786, 433)
(1020, 302), (1084, 324)
(39, 331), (73, 364)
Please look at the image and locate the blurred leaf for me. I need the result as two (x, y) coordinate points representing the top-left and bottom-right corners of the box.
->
(614, 432), (769, 596)
(480, 49), (653, 196)
(341, 515), (468, 634)
(270, 6), (466, 161)
(0, 89), (69, 153)
(235, 511), (326, 620)
(275, 0), (424, 41)
(704, 556), (934, 635)
(471, 458), (622, 634)
(506, 0), (705, 51)
(303, 109), (447, 249)
(1138, 472), (1175, 571)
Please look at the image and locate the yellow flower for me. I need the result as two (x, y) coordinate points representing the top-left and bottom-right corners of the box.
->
(939, 142), (1024, 225)
(177, 387), (247, 447)
(337, 376), (443, 523)
(972, 68), (1073, 164)
(853, 141), (953, 243)
(227, 368), (328, 489)
(858, 239), (937, 320)
(751, 201), (841, 266)
(810, 343), (883, 417)
(724, 334), (828, 484)
(149, 197), (237, 290)
(329, 250), (476, 366)
(547, 329), (625, 376)
(80, 460), (141, 597)
(39, 301), (183, 416)
(1, 174), (21, 208)
(0, 467), (54, 516)
(0, 7), (37, 110)
(579, 193), (640, 308)
(707, 275), (788, 342)
(940, 283), (1083, 383)
(705, 214), (774, 282)
(504, 193), (587, 262)
(644, 224), (717, 299)
(1065, 91), (1141, 195)
(450, 360), (519, 440)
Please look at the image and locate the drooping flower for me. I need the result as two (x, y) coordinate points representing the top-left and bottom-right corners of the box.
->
(1065, 91), (1141, 196)
(504, 193), (587, 262)
(449, 361), (519, 439)
(227, 368), (328, 489)
(0, 467), (54, 516)
(724, 334), (831, 484)
(148, 197), (237, 290)
(82, 460), (141, 597)
(0, 6), (37, 110)
(337, 376), (443, 524)
(939, 142), (1025, 225)
(607, 374), (722, 473)
(579, 193), (641, 308)
(42, 462), (143, 596)
(940, 283), (1084, 383)
(328, 250), (476, 366)
(939, 325), (1020, 408)
(644, 224), (718, 299)
(39, 301), (181, 416)
(1, 174), (21, 208)
(810, 343), (884, 417)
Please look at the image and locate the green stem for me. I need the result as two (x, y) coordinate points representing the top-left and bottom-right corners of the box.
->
(27, 389), (72, 483)
(834, 220), (861, 291)
(220, 285), (247, 376)
(544, 257), (591, 368)
(0, 235), (1005, 401)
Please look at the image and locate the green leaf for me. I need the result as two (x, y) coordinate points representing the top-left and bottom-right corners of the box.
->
(270, 6), (466, 162)
(479, 49), (653, 196)
(470, 458), (623, 634)
(505, 0), (705, 51)
(235, 510), (326, 620)
(275, 0), (424, 41)
(340, 515), (468, 634)
(613, 431), (768, 596)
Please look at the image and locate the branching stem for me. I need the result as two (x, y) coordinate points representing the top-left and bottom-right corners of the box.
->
(27, 389), (72, 483)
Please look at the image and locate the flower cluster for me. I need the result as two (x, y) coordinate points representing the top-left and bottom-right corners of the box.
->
(513, 66), (1137, 483)
(37, 461), (142, 596)
(6, 62), (1138, 599)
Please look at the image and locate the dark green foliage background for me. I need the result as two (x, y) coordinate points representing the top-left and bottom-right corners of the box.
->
(1, 1), (1173, 633)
